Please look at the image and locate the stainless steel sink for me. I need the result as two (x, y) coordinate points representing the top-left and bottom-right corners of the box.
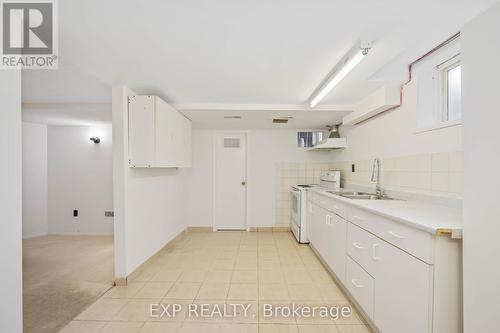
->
(327, 191), (398, 200)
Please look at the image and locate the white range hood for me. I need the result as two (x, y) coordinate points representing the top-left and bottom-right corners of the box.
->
(308, 137), (347, 151)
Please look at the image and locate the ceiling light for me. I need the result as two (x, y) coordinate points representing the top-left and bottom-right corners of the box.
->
(309, 42), (372, 108)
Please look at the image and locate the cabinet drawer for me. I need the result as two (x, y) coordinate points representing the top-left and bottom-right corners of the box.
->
(347, 223), (379, 276)
(317, 195), (347, 219)
(326, 198), (347, 219)
(318, 193), (330, 209)
(346, 256), (374, 319)
(308, 191), (319, 204)
(348, 207), (435, 264)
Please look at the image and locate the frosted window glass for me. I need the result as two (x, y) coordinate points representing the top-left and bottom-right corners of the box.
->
(446, 65), (461, 121)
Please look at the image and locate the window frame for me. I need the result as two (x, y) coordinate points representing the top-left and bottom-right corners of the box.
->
(297, 130), (325, 148)
(436, 53), (462, 123)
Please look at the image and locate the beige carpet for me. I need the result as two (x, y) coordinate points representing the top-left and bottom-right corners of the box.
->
(23, 235), (114, 333)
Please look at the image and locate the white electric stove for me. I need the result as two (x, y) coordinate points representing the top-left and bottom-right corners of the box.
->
(290, 171), (341, 243)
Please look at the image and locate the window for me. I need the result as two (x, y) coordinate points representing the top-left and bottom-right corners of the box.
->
(297, 131), (324, 148)
(415, 38), (462, 132)
(438, 55), (462, 122)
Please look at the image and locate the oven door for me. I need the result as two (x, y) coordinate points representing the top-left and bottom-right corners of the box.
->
(290, 188), (301, 241)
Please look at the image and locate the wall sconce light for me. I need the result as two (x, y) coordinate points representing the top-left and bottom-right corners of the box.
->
(90, 137), (101, 144)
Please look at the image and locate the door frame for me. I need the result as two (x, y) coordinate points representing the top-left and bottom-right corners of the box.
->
(212, 130), (250, 231)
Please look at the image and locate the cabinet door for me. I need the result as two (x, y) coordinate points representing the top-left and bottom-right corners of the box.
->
(315, 206), (329, 258)
(324, 214), (347, 284)
(181, 116), (192, 167)
(155, 97), (179, 167)
(374, 241), (432, 333)
(307, 201), (316, 245)
(128, 95), (155, 167)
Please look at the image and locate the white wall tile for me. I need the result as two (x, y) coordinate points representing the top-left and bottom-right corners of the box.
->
(431, 153), (450, 172)
(416, 154), (432, 172)
(449, 151), (463, 172)
(431, 172), (450, 192)
(342, 151), (461, 197)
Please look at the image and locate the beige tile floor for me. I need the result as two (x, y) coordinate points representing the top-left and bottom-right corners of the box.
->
(61, 231), (372, 333)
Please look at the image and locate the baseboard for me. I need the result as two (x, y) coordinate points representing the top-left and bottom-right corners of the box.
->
(248, 226), (291, 232)
(273, 227), (291, 232)
(48, 232), (114, 236)
(186, 226), (213, 232)
(22, 232), (49, 239)
(114, 278), (127, 286)
(120, 228), (188, 285)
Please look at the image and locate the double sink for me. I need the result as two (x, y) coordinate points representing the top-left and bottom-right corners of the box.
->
(327, 191), (399, 201)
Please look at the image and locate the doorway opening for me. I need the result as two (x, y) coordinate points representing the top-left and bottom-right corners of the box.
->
(22, 122), (114, 333)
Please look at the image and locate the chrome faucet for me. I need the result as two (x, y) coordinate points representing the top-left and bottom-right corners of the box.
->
(371, 158), (382, 197)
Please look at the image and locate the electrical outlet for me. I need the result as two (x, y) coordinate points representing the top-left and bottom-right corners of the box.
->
(105, 211), (114, 217)
(73, 210), (78, 217)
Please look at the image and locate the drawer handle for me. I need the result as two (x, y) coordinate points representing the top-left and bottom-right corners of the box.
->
(352, 242), (365, 249)
(351, 279), (364, 288)
(388, 231), (407, 239)
(372, 243), (381, 260)
(352, 215), (363, 221)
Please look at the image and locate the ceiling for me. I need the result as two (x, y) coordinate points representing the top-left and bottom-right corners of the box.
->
(22, 103), (111, 126)
(21, 0), (498, 126)
(183, 109), (351, 129)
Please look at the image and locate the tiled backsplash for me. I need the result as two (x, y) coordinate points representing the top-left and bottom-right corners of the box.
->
(332, 151), (463, 198)
(275, 162), (336, 227)
(274, 151), (462, 227)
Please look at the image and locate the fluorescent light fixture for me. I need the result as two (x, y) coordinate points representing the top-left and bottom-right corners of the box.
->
(309, 47), (369, 108)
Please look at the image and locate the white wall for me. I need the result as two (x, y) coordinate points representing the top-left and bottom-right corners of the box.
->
(0, 70), (23, 332)
(186, 129), (333, 228)
(112, 86), (188, 278)
(47, 125), (114, 235)
(462, 3), (500, 332)
(333, 79), (462, 162)
(22, 122), (48, 238)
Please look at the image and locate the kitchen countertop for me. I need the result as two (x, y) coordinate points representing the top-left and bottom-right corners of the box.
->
(308, 187), (463, 239)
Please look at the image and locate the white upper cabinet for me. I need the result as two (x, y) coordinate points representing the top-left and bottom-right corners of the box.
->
(128, 95), (192, 168)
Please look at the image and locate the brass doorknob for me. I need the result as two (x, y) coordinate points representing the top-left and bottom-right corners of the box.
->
(241, 181), (246, 186)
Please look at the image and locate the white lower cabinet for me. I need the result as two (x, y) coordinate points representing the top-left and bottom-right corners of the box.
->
(346, 257), (375, 319)
(308, 191), (461, 333)
(373, 239), (432, 333)
(324, 213), (347, 284)
(308, 201), (346, 284)
(307, 201), (320, 251)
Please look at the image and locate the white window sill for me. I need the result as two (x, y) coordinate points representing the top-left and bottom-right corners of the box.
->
(414, 120), (462, 134)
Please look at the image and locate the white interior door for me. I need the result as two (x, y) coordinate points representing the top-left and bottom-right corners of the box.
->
(214, 133), (247, 230)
